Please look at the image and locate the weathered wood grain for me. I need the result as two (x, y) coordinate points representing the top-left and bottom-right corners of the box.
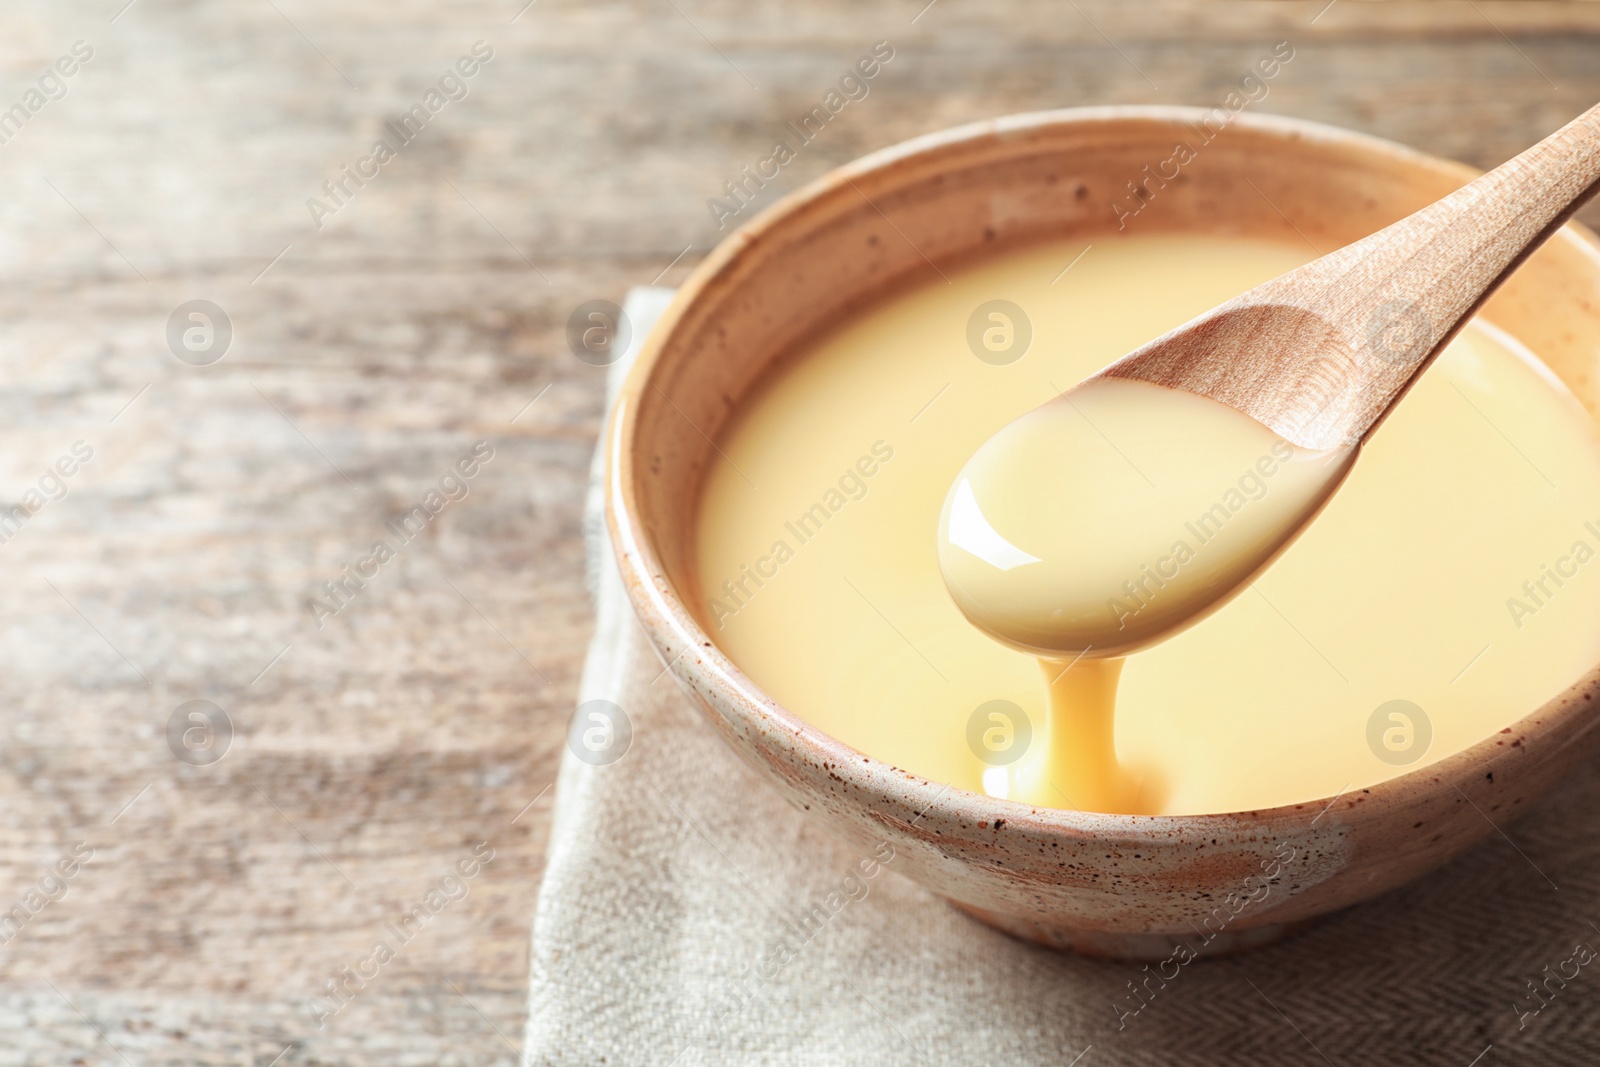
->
(0, 0), (1597, 1062)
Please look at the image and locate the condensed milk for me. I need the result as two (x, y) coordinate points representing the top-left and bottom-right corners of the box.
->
(694, 233), (1600, 815)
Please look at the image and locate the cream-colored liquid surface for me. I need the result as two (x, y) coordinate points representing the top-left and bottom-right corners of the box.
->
(694, 233), (1600, 815)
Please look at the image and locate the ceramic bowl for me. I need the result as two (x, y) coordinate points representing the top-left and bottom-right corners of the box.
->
(605, 107), (1600, 959)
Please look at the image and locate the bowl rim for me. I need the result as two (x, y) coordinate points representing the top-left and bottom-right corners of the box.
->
(606, 104), (1600, 838)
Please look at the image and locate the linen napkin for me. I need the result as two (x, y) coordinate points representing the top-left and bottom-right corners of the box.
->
(523, 286), (1600, 1066)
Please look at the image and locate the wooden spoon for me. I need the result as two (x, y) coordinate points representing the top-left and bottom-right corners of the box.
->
(1097, 101), (1600, 451)
(937, 102), (1600, 659)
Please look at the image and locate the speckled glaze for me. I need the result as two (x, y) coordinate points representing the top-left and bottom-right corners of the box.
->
(605, 108), (1600, 960)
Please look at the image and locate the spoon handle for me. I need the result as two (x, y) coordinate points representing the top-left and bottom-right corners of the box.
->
(1282, 100), (1600, 444)
(1103, 101), (1600, 450)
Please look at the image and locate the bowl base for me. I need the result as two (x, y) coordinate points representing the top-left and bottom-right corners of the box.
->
(949, 900), (1318, 961)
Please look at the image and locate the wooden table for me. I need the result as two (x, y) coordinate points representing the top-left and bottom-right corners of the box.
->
(3, 1), (1599, 1061)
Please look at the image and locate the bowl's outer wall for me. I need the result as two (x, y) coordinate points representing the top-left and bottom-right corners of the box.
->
(607, 108), (1600, 943)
